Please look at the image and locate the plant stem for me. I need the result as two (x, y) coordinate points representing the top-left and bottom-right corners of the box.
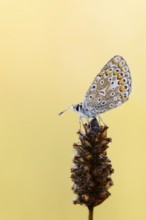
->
(88, 206), (94, 220)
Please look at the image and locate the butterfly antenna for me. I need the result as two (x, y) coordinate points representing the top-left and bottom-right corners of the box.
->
(58, 105), (73, 116)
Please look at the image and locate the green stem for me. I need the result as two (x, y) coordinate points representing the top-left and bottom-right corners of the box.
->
(88, 206), (94, 220)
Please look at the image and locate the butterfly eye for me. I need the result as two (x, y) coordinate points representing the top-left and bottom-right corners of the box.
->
(122, 66), (129, 72)
(75, 105), (79, 111)
(100, 80), (104, 85)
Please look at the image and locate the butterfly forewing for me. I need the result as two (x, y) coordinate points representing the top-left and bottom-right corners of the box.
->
(82, 55), (132, 115)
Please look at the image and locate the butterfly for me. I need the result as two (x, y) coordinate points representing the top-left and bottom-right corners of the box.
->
(59, 55), (132, 120)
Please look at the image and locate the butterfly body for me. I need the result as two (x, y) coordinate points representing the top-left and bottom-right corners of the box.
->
(59, 55), (132, 119)
(73, 103), (97, 118)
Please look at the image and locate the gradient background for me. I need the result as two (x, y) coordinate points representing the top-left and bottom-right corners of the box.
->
(0, 0), (146, 220)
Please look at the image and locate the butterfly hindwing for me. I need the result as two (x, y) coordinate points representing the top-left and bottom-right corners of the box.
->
(82, 55), (132, 115)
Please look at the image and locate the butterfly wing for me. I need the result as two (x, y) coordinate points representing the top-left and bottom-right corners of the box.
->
(82, 55), (132, 116)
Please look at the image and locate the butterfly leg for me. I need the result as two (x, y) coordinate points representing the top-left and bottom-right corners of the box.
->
(85, 117), (90, 124)
(79, 115), (84, 130)
(97, 114), (106, 126)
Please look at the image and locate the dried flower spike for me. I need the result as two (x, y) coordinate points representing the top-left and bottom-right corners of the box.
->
(71, 118), (114, 220)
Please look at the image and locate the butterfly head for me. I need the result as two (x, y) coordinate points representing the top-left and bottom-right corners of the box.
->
(73, 103), (83, 114)
(58, 103), (83, 116)
(59, 103), (88, 118)
(73, 103), (92, 118)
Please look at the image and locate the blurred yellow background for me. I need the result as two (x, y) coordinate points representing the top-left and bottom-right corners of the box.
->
(0, 0), (146, 219)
